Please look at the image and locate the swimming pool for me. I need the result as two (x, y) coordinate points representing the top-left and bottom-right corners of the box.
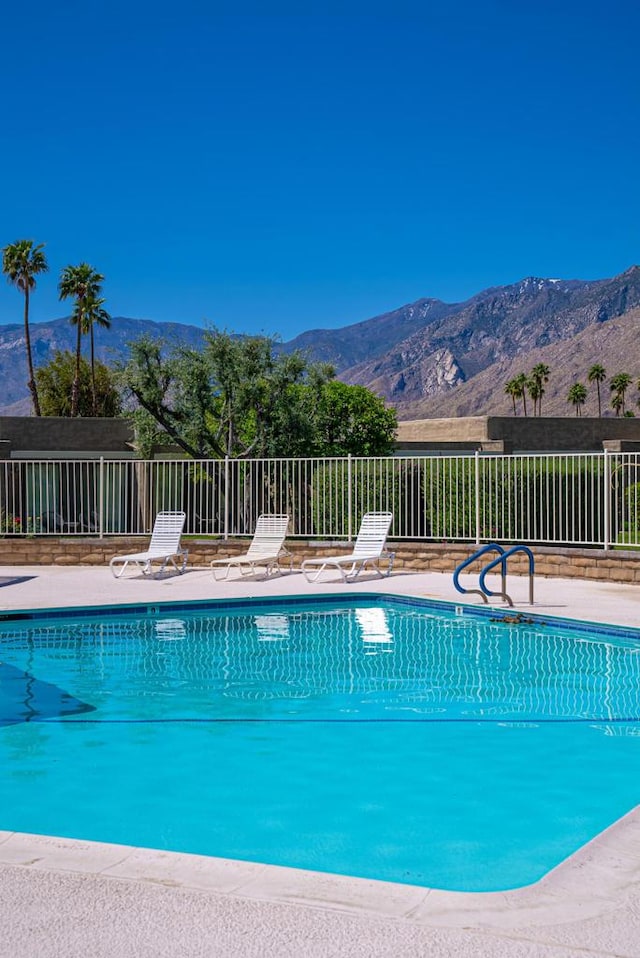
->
(1, 593), (639, 892)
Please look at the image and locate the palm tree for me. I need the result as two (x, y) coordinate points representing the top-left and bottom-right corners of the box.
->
(504, 378), (520, 415)
(1, 240), (48, 416)
(514, 372), (529, 416)
(81, 295), (111, 415)
(530, 363), (550, 415)
(567, 382), (587, 416)
(587, 364), (606, 417)
(610, 372), (632, 417)
(527, 376), (542, 416)
(611, 392), (623, 417)
(58, 264), (104, 417)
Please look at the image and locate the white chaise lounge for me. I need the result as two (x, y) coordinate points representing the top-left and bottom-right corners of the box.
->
(211, 514), (292, 580)
(110, 511), (188, 578)
(301, 511), (395, 582)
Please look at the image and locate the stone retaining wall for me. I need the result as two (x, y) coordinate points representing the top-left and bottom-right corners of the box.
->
(1, 537), (640, 584)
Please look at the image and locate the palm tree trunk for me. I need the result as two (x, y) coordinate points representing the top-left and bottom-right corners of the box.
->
(90, 323), (97, 416)
(71, 318), (82, 417)
(597, 384), (601, 417)
(23, 287), (41, 416)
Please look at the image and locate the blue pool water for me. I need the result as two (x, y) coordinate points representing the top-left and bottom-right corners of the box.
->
(1, 594), (639, 892)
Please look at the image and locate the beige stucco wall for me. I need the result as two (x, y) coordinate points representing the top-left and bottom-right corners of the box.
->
(395, 416), (640, 452)
(3, 414), (640, 459)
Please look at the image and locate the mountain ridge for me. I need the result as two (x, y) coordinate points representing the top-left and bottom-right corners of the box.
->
(395, 304), (640, 419)
(1, 266), (639, 418)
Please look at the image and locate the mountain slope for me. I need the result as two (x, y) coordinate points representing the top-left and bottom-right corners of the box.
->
(394, 305), (640, 420)
(341, 268), (640, 403)
(1, 266), (639, 417)
(0, 317), (207, 409)
(280, 297), (454, 371)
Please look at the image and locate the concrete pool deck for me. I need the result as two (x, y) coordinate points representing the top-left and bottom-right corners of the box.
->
(1, 563), (640, 957)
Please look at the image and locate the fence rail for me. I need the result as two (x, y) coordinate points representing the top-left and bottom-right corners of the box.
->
(1, 451), (639, 550)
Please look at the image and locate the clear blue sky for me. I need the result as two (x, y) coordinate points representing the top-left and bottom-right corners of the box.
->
(1, 1), (638, 339)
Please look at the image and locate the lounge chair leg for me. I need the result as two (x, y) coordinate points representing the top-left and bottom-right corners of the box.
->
(302, 564), (325, 583)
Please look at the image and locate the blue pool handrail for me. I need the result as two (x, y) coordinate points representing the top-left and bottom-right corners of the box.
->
(453, 543), (535, 607)
(453, 543), (506, 604)
(479, 545), (535, 607)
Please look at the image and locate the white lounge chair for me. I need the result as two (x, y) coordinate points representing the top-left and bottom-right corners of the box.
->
(301, 511), (395, 583)
(110, 511), (188, 578)
(211, 514), (292, 580)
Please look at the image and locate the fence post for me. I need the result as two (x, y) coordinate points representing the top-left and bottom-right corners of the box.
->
(603, 449), (610, 551)
(224, 456), (230, 541)
(98, 456), (104, 539)
(474, 450), (481, 545)
(347, 454), (353, 542)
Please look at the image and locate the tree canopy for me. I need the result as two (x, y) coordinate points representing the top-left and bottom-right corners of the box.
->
(117, 330), (397, 458)
(58, 263), (106, 417)
(36, 350), (122, 417)
(610, 372), (632, 416)
(2, 239), (48, 416)
(567, 382), (587, 416)
(587, 364), (606, 417)
(310, 380), (398, 456)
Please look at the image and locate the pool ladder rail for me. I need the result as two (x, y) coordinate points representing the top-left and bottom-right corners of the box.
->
(453, 543), (535, 607)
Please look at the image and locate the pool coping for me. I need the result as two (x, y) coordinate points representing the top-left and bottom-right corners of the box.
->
(1, 801), (640, 932)
(2, 579), (640, 939)
(3, 587), (640, 642)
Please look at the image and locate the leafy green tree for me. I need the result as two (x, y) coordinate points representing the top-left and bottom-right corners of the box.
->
(118, 331), (324, 458)
(58, 263), (105, 417)
(310, 380), (397, 456)
(206, 331), (334, 458)
(1, 239), (48, 416)
(119, 336), (215, 458)
(35, 350), (121, 417)
(588, 364), (606, 417)
(117, 330), (396, 459)
(530, 363), (550, 415)
(610, 372), (632, 416)
(567, 382), (587, 416)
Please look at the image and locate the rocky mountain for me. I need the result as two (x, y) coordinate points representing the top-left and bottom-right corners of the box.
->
(336, 269), (640, 403)
(280, 297), (456, 371)
(1, 266), (639, 418)
(395, 305), (640, 420)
